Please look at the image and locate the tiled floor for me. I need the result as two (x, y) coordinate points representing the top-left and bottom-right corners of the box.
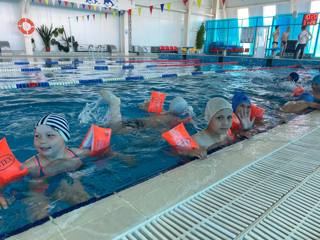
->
(8, 111), (320, 240)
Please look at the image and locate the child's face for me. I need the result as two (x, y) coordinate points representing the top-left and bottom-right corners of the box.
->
(312, 83), (320, 94)
(208, 108), (232, 134)
(34, 125), (65, 159)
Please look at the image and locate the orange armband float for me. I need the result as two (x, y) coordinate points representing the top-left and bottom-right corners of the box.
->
(0, 138), (28, 187)
(231, 113), (241, 131)
(250, 104), (265, 121)
(80, 125), (112, 156)
(292, 86), (304, 97)
(147, 91), (166, 114)
(162, 123), (199, 150)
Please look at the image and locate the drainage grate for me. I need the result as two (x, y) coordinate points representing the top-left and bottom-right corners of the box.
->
(115, 128), (320, 240)
(242, 171), (320, 240)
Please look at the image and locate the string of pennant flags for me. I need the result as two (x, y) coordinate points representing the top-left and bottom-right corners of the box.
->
(32, 0), (204, 19)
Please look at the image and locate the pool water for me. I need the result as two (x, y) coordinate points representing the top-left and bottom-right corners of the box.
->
(0, 58), (318, 237)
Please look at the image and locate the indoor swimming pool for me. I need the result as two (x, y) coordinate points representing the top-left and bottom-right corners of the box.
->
(0, 57), (319, 238)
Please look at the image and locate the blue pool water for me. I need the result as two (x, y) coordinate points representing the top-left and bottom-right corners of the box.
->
(0, 57), (318, 237)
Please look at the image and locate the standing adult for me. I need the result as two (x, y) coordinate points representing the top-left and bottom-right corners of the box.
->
(272, 25), (280, 57)
(294, 25), (312, 59)
(280, 26), (290, 56)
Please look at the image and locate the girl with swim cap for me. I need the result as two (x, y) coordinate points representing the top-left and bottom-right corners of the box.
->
(0, 114), (91, 219)
(174, 97), (233, 160)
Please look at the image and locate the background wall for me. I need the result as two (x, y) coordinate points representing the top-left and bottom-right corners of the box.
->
(131, 0), (214, 47)
(3, 0), (315, 52)
(29, 4), (120, 52)
(0, 0), (24, 50)
(220, 0), (313, 19)
(0, 0), (215, 51)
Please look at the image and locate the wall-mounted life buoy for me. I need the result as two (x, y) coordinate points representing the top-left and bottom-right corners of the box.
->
(17, 18), (35, 35)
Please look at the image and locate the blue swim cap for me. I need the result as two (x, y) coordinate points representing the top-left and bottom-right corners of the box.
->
(289, 72), (299, 82)
(232, 92), (251, 112)
(312, 75), (320, 85)
(298, 93), (314, 103)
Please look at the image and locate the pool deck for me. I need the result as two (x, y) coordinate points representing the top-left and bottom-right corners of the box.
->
(7, 111), (320, 240)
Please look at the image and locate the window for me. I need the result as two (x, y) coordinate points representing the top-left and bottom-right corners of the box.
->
(263, 5), (276, 25)
(237, 8), (249, 54)
(310, 1), (320, 13)
(237, 8), (249, 27)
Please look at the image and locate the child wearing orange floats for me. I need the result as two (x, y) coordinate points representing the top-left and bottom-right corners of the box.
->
(163, 97), (234, 159)
(100, 89), (194, 132)
(230, 92), (265, 138)
(281, 75), (320, 113)
(0, 114), (111, 220)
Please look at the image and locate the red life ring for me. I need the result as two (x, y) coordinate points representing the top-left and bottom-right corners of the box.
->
(17, 18), (35, 35)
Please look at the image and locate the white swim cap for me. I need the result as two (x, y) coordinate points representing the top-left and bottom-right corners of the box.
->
(204, 97), (232, 124)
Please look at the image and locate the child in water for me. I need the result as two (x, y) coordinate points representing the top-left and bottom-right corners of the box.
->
(281, 75), (320, 113)
(100, 89), (194, 132)
(0, 114), (92, 219)
(231, 92), (266, 138)
(175, 97), (233, 159)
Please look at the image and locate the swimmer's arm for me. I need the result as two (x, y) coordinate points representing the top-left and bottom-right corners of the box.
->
(138, 101), (150, 111)
(45, 156), (83, 177)
(0, 188), (8, 209)
(280, 101), (309, 113)
(307, 102), (320, 109)
(107, 150), (135, 164)
(175, 146), (207, 160)
(70, 148), (91, 158)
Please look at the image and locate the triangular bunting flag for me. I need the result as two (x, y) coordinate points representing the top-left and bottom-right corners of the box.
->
(38, 0), (42, 3)
(221, 0), (226, 6)
(93, 5), (96, 11)
(87, 15), (90, 20)
(128, 9), (132, 16)
(138, 7), (142, 16)
(58, 0), (61, 5)
(160, 3), (164, 12)
(82, 4), (85, 9)
(76, 16), (79, 21)
(196, 0), (202, 8)
(88, 5), (91, 10)
(64, 0), (68, 6)
(104, 12), (108, 19)
(182, 0), (188, 6)
(93, 14), (95, 20)
(112, 10), (117, 17)
(71, 2), (74, 7)
(44, 0), (48, 5)
(149, 5), (153, 14)
(31, 0), (35, 3)
(166, 3), (171, 10)
(81, 16), (84, 20)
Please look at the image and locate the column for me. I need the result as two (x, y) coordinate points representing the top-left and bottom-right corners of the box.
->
(183, 0), (192, 46)
(119, 11), (129, 55)
(20, 0), (33, 55)
(290, 0), (297, 17)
